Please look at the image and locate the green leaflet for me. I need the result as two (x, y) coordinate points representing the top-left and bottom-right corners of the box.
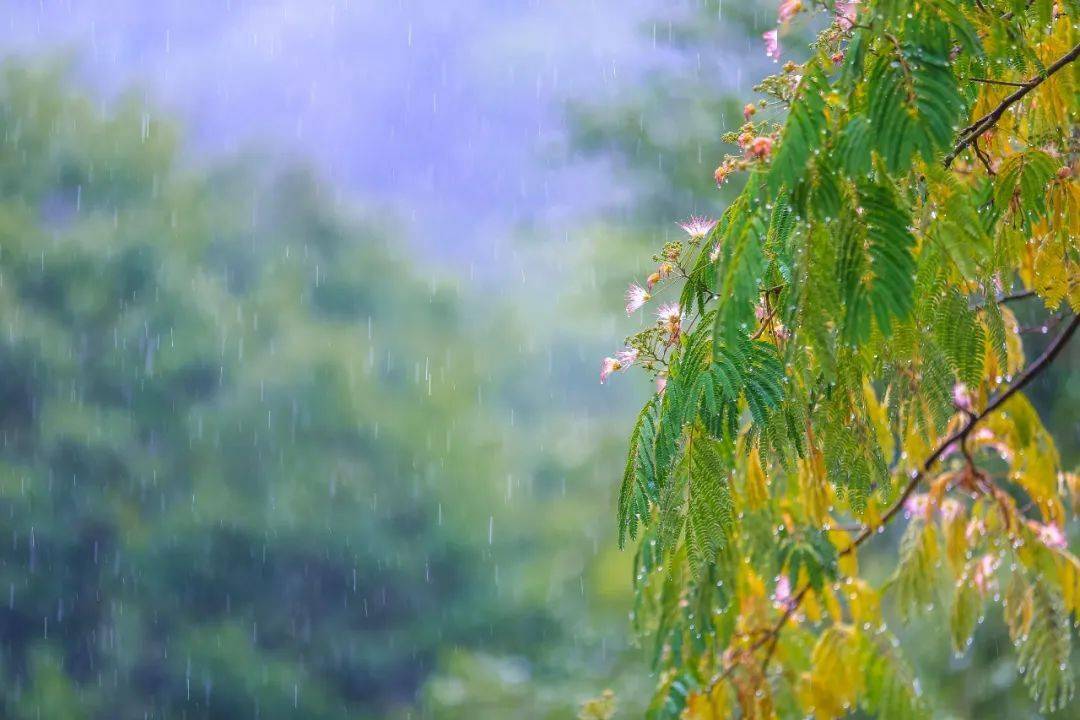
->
(887, 519), (939, 621)
(712, 192), (766, 351)
(648, 670), (694, 720)
(935, 0), (983, 57)
(778, 528), (838, 593)
(865, 15), (964, 174)
(687, 432), (735, 572)
(933, 288), (985, 388)
(993, 150), (1058, 228)
(949, 576), (982, 655)
(768, 65), (830, 193)
(920, 340), (957, 432)
(819, 390), (887, 515)
(836, 116), (873, 179)
(837, 208), (871, 344)
(763, 191), (796, 262)
(801, 224), (840, 377)
(618, 394), (661, 547)
(923, 164), (992, 277)
(857, 180), (917, 340)
(712, 338), (787, 434)
(859, 634), (932, 720)
(1019, 579), (1075, 712)
(807, 157), (844, 223)
(836, 180), (917, 345)
(656, 448), (688, 559)
(982, 282), (1009, 371)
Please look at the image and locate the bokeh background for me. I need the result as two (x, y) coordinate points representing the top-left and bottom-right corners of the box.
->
(0, 1), (1076, 718)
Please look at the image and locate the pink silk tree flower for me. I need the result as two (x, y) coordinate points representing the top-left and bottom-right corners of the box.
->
(836, 0), (859, 31)
(904, 493), (932, 519)
(763, 29), (781, 61)
(657, 303), (682, 342)
(952, 382), (975, 413)
(677, 216), (717, 240)
(940, 498), (963, 523)
(1031, 521), (1067, 550)
(773, 574), (793, 607)
(625, 283), (651, 315)
(778, 0), (804, 24)
(600, 348), (638, 384)
(749, 135), (774, 160)
(709, 242), (723, 263)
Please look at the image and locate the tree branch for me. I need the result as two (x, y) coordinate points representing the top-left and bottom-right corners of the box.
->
(997, 289), (1036, 305)
(708, 313), (1079, 692)
(971, 288), (1035, 311)
(844, 312), (1078, 552)
(963, 76), (1028, 88)
(944, 41), (1080, 168)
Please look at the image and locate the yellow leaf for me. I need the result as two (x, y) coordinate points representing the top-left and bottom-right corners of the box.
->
(941, 500), (969, 574)
(862, 379), (894, 464)
(843, 579), (881, 627)
(803, 626), (860, 719)
(1058, 552), (1080, 622)
(1030, 236), (1069, 310)
(822, 584), (844, 624)
(1064, 472), (1080, 515)
(682, 682), (731, 720)
(798, 447), (830, 526)
(745, 446), (768, 510)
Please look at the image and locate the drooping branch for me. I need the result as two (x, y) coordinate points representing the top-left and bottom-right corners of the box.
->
(707, 312), (1079, 692)
(944, 41), (1080, 168)
(845, 315), (1076, 553)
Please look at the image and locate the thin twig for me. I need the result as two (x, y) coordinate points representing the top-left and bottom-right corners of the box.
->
(750, 304), (780, 341)
(963, 76), (1028, 88)
(971, 288), (1036, 311)
(972, 138), (995, 175)
(1019, 313), (1065, 335)
(997, 289), (1036, 305)
(945, 41), (1080, 168)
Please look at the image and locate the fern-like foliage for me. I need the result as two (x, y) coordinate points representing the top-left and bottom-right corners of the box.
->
(860, 635), (931, 720)
(933, 289), (985, 388)
(1019, 579), (1075, 713)
(597, 1), (1080, 717)
(687, 432), (735, 571)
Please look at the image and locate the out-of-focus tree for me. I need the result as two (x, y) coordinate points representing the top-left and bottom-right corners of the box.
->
(0, 60), (558, 718)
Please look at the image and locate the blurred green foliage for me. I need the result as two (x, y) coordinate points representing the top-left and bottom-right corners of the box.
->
(0, 60), (581, 718)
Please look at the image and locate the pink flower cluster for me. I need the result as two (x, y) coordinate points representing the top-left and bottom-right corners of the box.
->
(836, 0), (859, 31)
(1029, 520), (1067, 550)
(903, 493), (934, 520)
(952, 383), (975, 413)
(600, 348), (638, 384)
(762, 1), (858, 60)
